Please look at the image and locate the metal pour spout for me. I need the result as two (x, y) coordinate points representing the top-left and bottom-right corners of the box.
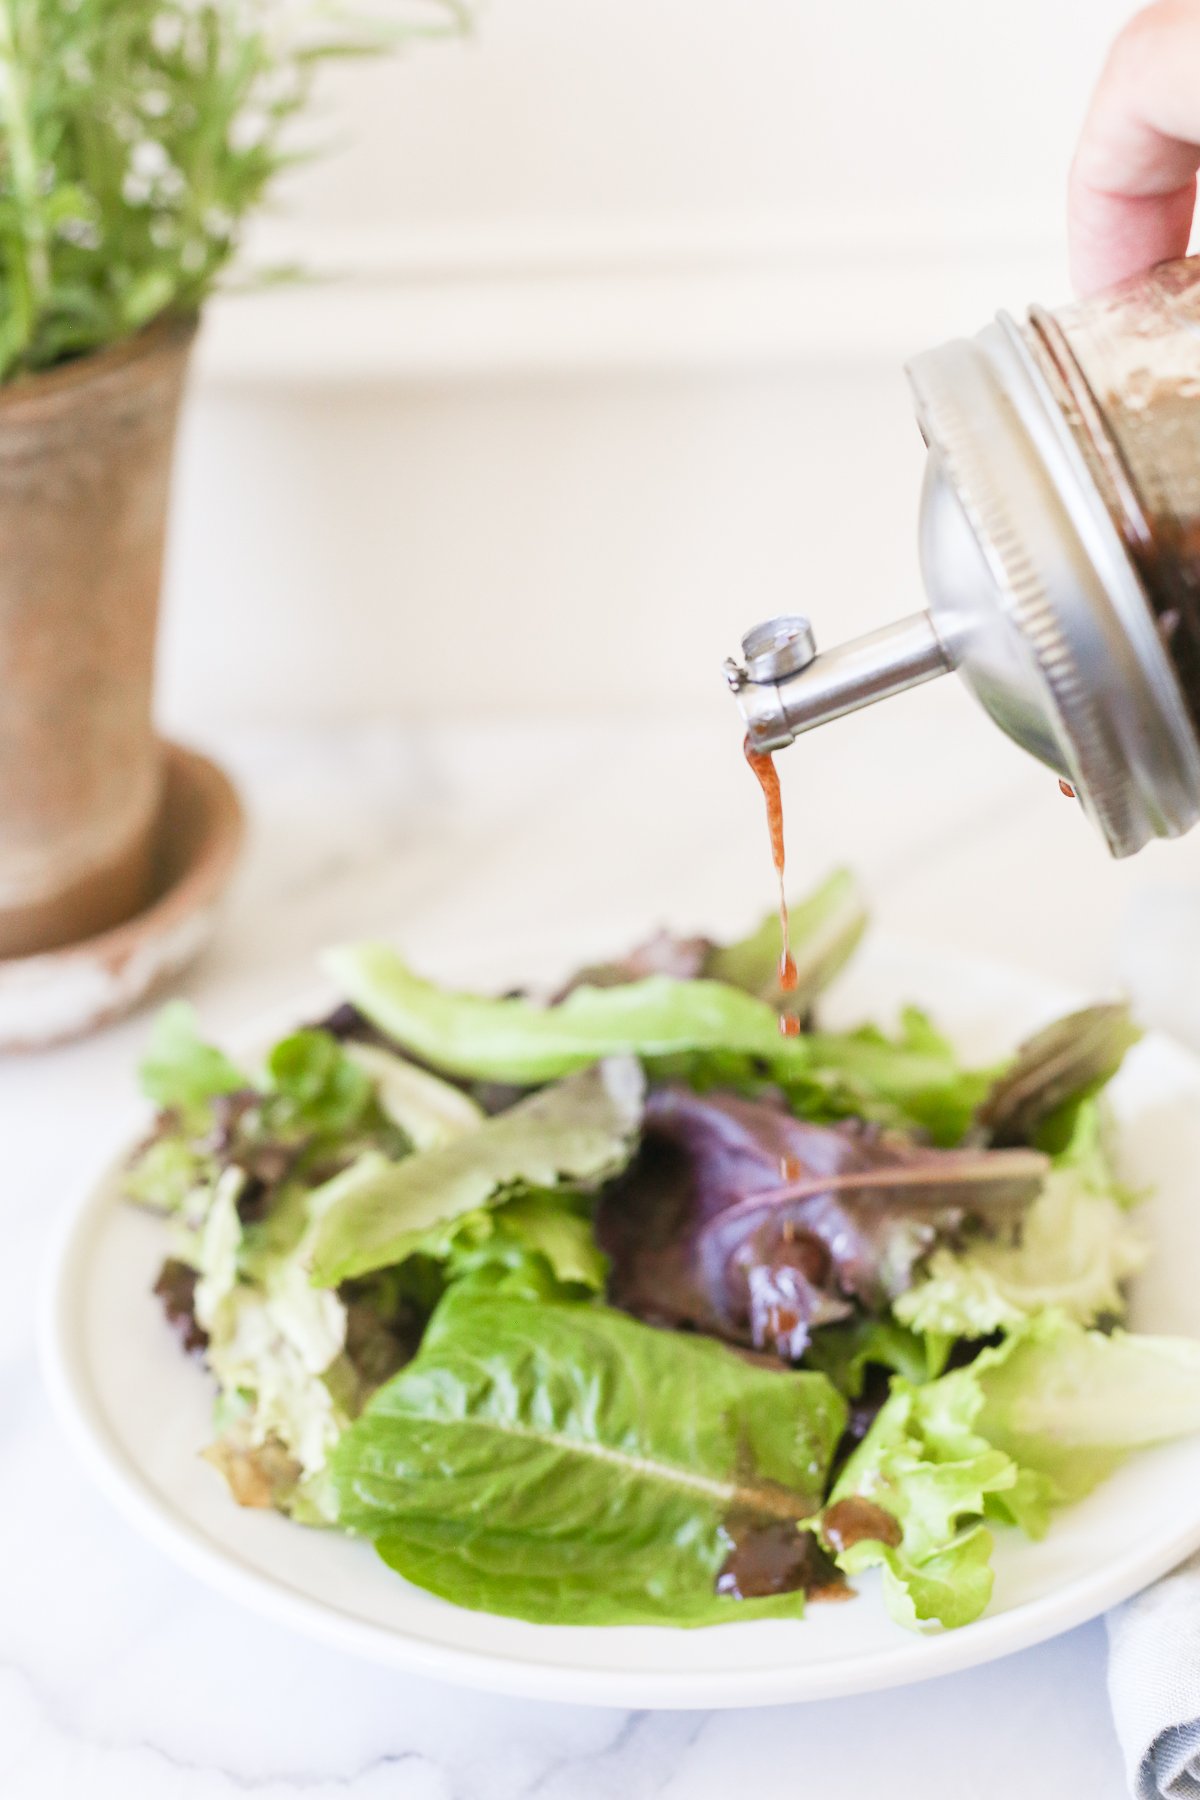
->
(723, 260), (1200, 856)
(725, 612), (951, 755)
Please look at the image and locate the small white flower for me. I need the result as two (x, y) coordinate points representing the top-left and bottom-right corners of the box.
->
(181, 239), (206, 273)
(131, 139), (171, 180)
(121, 172), (153, 207)
(229, 107), (270, 153)
(140, 88), (172, 118)
(151, 11), (184, 53)
(57, 217), (101, 251)
(150, 217), (177, 248)
(252, 64), (302, 109)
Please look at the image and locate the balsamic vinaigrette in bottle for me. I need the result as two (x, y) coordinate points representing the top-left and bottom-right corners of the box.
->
(743, 737), (800, 1036)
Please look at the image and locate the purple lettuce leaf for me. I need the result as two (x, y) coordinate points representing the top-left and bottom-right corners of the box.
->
(553, 929), (715, 1000)
(596, 1087), (1046, 1362)
(974, 1002), (1141, 1148)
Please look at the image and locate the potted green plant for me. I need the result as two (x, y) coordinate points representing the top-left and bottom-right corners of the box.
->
(0, 0), (464, 981)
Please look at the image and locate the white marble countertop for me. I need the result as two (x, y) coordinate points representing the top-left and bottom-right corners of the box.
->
(8, 695), (1200, 1800)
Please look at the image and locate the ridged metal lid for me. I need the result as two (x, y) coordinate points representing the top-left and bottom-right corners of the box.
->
(907, 309), (1200, 857)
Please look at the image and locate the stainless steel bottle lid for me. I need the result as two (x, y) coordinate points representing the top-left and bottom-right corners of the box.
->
(908, 280), (1200, 857)
(727, 258), (1200, 859)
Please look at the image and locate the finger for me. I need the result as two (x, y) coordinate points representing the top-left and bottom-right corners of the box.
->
(1069, 0), (1200, 294)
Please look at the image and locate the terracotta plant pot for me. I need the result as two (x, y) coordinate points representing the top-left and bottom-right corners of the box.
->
(0, 316), (196, 959)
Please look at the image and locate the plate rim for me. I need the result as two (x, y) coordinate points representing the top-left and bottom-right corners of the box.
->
(38, 934), (1200, 1710)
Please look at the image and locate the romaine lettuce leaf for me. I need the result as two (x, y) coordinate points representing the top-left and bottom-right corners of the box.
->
(309, 1058), (644, 1288)
(328, 1291), (847, 1625)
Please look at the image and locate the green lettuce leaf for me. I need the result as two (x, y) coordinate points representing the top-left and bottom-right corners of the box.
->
(819, 1313), (1200, 1629)
(803, 1317), (939, 1396)
(131, 1022), (408, 1226)
(804, 1008), (996, 1147)
(652, 1007), (995, 1146)
(476, 1192), (608, 1290)
(970, 1312), (1200, 1505)
(309, 1058), (644, 1288)
(122, 1134), (206, 1212)
(139, 1001), (248, 1109)
(407, 1190), (609, 1303)
(323, 942), (803, 1084)
(893, 1103), (1146, 1337)
(872, 1524), (998, 1632)
(266, 1030), (375, 1136)
(131, 1020), (446, 1509)
(342, 1041), (484, 1149)
(324, 929), (989, 1146)
(893, 1173), (1145, 1338)
(328, 1292), (847, 1626)
(1050, 1095), (1139, 1200)
(821, 1376), (1017, 1627)
(203, 1247), (351, 1484)
(705, 869), (867, 1015)
(897, 1410), (1030, 1540)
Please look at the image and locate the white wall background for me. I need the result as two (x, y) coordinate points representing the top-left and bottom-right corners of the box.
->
(159, 0), (1144, 731)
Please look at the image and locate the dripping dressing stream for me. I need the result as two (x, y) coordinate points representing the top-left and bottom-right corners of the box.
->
(743, 737), (800, 1036)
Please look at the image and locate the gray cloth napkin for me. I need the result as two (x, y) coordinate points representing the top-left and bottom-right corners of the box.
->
(1108, 1553), (1200, 1798)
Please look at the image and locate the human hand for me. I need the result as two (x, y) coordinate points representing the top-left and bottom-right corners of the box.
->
(1070, 1), (1200, 294)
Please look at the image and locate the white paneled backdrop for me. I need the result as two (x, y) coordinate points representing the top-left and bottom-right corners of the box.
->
(160, 0), (1141, 731)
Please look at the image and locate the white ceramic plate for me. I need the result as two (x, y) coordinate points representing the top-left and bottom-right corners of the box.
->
(39, 933), (1200, 1709)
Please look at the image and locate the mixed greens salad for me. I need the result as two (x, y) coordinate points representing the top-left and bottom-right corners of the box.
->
(125, 871), (1200, 1632)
